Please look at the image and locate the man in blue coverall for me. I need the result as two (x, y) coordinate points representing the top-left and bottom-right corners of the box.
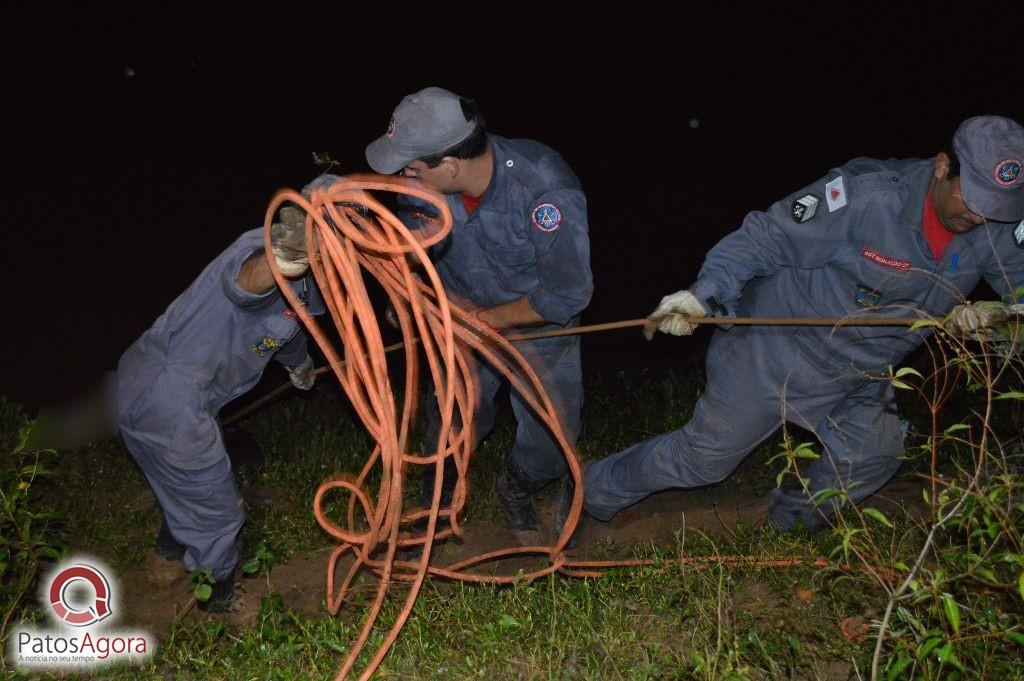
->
(365, 87), (593, 538)
(569, 115), (1024, 533)
(118, 207), (323, 611)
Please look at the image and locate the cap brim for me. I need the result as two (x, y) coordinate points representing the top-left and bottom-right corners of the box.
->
(961, 163), (1024, 223)
(365, 136), (412, 175)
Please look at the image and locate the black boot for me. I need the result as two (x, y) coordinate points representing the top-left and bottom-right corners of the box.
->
(411, 457), (459, 535)
(555, 472), (588, 550)
(494, 459), (542, 533)
(197, 574), (238, 613)
(420, 457), (459, 511)
(154, 517), (186, 562)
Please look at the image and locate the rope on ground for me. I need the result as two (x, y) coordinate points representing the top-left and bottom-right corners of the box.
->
(262, 174), (905, 680)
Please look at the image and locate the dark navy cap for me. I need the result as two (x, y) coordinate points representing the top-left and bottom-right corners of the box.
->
(953, 115), (1024, 222)
(366, 87), (477, 174)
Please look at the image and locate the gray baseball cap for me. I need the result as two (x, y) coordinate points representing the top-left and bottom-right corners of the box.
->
(953, 115), (1024, 222)
(365, 87), (477, 174)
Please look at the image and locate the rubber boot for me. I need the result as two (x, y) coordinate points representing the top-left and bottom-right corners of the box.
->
(409, 456), (458, 537)
(154, 517), (186, 562)
(555, 471), (588, 550)
(197, 573), (238, 613)
(767, 480), (832, 533)
(148, 518), (187, 588)
(494, 458), (542, 534)
(420, 457), (458, 513)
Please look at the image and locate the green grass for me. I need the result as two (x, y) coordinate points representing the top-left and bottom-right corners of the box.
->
(3, 342), (1024, 679)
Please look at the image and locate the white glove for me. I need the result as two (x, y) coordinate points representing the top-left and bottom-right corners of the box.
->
(286, 354), (316, 390)
(271, 206), (309, 277)
(643, 289), (707, 340)
(946, 302), (1015, 340)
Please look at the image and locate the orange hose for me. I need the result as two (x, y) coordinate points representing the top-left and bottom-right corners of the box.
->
(263, 175), (896, 680)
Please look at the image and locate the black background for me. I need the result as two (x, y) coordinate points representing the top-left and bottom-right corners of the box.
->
(4, 4), (1022, 411)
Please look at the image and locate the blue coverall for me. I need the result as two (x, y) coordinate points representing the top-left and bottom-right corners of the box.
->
(404, 135), (594, 485)
(584, 157), (1024, 529)
(117, 230), (324, 579)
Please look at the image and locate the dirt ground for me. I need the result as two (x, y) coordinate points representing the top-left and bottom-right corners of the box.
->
(112, 476), (927, 637)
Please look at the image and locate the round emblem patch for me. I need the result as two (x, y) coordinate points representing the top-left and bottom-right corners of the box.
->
(386, 113), (396, 138)
(994, 158), (1022, 186)
(531, 203), (562, 232)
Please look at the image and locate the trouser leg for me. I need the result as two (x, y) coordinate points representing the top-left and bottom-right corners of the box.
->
(155, 515), (186, 561)
(768, 380), (905, 530)
(583, 332), (780, 521)
(125, 436), (245, 582)
(422, 355), (503, 506)
(508, 337), (583, 486)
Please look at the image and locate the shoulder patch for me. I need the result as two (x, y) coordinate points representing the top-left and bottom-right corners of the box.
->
(1014, 219), (1024, 248)
(531, 203), (562, 232)
(825, 176), (847, 212)
(791, 193), (820, 223)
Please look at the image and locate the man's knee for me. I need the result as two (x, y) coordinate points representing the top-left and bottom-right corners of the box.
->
(512, 448), (568, 485)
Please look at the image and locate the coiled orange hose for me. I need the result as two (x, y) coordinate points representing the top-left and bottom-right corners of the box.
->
(263, 174), (591, 679)
(263, 175), (899, 680)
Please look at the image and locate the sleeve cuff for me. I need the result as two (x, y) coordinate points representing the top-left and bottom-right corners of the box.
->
(273, 332), (308, 367)
(687, 279), (722, 315)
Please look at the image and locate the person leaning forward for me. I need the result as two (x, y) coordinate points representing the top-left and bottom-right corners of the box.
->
(117, 206), (323, 611)
(365, 87), (594, 540)
(563, 115), (1024, 536)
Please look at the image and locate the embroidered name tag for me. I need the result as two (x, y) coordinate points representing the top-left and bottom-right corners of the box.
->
(861, 248), (911, 270)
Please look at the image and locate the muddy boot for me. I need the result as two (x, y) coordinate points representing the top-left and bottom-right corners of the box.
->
(767, 480), (832, 533)
(407, 457), (459, 540)
(555, 472), (588, 550)
(494, 459), (542, 544)
(420, 458), (458, 516)
(198, 574), (240, 613)
(147, 518), (187, 587)
(154, 517), (186, 562)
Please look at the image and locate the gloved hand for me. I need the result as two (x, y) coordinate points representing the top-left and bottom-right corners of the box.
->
(271, 206), (309, 277)
(286, 354), (316, 390)
(642, 289), (708, 340)
(946, 302), (1018, 340)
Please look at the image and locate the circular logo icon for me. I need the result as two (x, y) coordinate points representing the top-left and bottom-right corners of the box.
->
(531, 203), (562, 232)
(49, 564), (112, 627)
(386, 113), (396, 138)
(994, 158), (1022, 186)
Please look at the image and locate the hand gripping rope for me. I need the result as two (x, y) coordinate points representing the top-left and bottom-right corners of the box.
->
(262, 175), (908, 680)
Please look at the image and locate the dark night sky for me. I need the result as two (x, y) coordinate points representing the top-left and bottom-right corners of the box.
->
(3, 5), (1022, 411)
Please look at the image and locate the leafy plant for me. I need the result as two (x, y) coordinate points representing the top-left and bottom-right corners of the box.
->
(0, 401), (63, 672)
(190, 568), (217, 603)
